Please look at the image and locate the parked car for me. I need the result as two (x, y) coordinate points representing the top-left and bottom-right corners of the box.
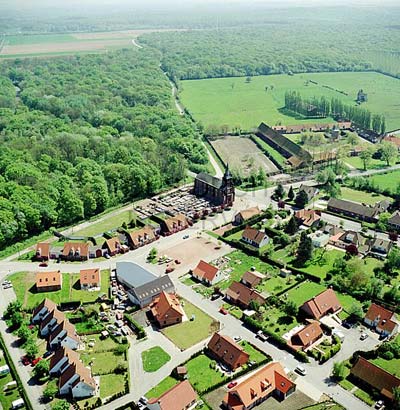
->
(31, 357), (42, 366)
(375, 400), (384, 409)
(219, 307), (228, 315)
(39, 262), (48, 267)
(183, 234), (189, 239)
(165, 267), (175, 274)
(211, 293), (220, 301)
(360, 332), (368, 341)
(227, 381), (237, 389)
(233, 336), (242, 342)
(175, 259), (181, 264)
(3, 284), (13, 289)
(295, 365), (307, 376)
(43, 351), (52, 359)
(21, 356), (30, 366)
(139, 396), (148, 405)
(256, 330), (268, 342)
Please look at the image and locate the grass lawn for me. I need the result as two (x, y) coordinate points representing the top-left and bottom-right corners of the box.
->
(185, 354), (228, 392)
(339, 378), (355, 391)
(344, 156), (390, 171)
(369, 169), (400, 194)
(146, 376), (179, 399)
(371, 357), (400, 376)
(100, 373), (126, 398)
(336, 293), (362, 314)
(240, 341), (268, 364)
(180, 72), (400, 131)
(260, 307), (299, 336)
(353, 387), (375, 406)
(286, 281), (327, 307)
(0, 355), (21, 410)
(142, 347), (171, 372)
(80, 351), (126, 375)
(273, 248), (345, 280)
(74, 209), (137, 237)
(252, 136), (287, 167)
(257, 274), (295, 296)
(339, 187), (390, 205)
(81, 334), (120, 353)
(9, 270), (110, 309)
(162, 300), (219, 350)
(302, 402), (345, 410)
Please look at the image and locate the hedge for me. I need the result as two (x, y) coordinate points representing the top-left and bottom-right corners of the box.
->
(0, 333), (33, 410)
(124, 314), (146, 339)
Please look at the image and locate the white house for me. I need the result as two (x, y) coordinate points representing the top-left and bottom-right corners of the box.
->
(241, 226), (270, 249)
(309, 231), (330, 248)
(191, 260), (222, 286)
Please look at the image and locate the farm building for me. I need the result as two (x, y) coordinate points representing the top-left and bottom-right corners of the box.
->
(256, 123), (312, 168)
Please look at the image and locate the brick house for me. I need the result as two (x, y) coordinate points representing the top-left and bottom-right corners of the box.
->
(150, 291), (184, 328)
(226, 281), (266, 309)
(364, 303), (398, 337)
(79, 268), (101, 290)
(300, 289), (341, 320)
(35, 271), (62, 293)
(61, 242), (89, 262)
(147, 380), (197, 410)
(191, 260), (222, 286)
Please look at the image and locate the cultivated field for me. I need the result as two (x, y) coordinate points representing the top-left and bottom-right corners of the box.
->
(180, 72), (400, 131)
(0, 29), (184, 58)
(210, 136), (279, 175)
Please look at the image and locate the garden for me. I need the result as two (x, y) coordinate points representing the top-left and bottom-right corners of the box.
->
(162, 300), (219, 350)
(141, 346), (171, 372)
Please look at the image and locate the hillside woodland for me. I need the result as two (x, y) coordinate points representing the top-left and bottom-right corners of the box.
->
(0, 49), (207, 249)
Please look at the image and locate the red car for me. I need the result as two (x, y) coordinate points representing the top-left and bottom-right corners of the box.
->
(21, 356), (31, 366)
(31, 357), (42, 366)
(39, 262), (48, 267)
(227, 381), (237, 389)
(165, 267), (175, 274)
(175, 259), (181, 264)
(219, 307), (228, 315)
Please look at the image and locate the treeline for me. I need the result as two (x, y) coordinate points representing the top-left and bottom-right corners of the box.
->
(142, 20), (400, 81)
(0, 49), (208, 250)
(284, 91), (386, 133)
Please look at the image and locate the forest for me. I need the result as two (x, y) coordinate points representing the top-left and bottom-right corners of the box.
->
(0, 48), (208, 249)
(142, 21), (400, 82)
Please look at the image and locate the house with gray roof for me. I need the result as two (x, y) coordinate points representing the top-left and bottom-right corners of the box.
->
(327, 198), (381, 223)
(388, 211), (400, 232)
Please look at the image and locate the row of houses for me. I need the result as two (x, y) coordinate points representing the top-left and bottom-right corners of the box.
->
(272, 122), (351, 134)
(35, 215), (190, 262)
(35, 269), (100, 293)
(32, 299), (96, 399)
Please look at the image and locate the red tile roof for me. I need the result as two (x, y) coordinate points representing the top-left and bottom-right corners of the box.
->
(163, 214), (189, 233)
(241, 271), (265, 287)
(226, 281), (266, 308)
(32, 298), (57, 318)
(62, 242), (89, 258)
(235, 207), (261, 222)
(295, 209), (321, 227)
(150, 292), (184, 323)
(36, 242), (50, 259)
(351, 357), (400, 400)
(242, 226), (268, 245)
(192, 260), (219, 282)
(104, 237), (120, 253)
(80, 268), (100, 286)
(223, 362), (295, 408)
(147, 380), (197, 410)
(384, 135), (400, 148)
(129, 226), (156, 247)
(50, 346), (80, 373)
(301, 288), (341, 319)
(207, 333), (249, 370)
(365, 303), (397, 333)
(289, 321), (323, 351)
(35, 271), (62, 289)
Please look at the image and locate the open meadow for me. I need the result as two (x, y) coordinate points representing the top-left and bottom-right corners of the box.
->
(180, 72), (400, 131)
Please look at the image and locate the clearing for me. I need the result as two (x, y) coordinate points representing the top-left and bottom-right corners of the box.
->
(339, 187), (390, 205)
(180, 71), (400, 131)
(369, 169), (400, 194)
(209, 136), (279, 175)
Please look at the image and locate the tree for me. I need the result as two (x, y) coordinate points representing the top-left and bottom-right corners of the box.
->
(331, 361), (346, 381)
(273, 183), (285, 200)
(17, 324), (31, 343)
(380, 141), (397, 166)
(287, 186), (295, 202)
(347, 303), (364, 322)
(43, 379), (58, 401)
(33, 359), (50, 379)
(386, 248), (400, 272)
(24, 340), (38, 359)
(296, 232), (313, 265)
(285, 216), (298, 235)
(393, 386), (400, 410)
(294, 190), (308, 209)
(147, 247), (158, 262)
(347, 132), (358, 146)
(283, 300), (298, 317)
(52, 400), (70, 410)
(359, 146), (374, 171)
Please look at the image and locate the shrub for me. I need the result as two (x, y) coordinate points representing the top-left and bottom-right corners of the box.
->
(382, 350), (394, 360)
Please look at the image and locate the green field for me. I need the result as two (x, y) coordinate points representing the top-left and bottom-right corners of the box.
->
(146, 376), (179, 399)
(142, 347), (171, 372)
(180, 72), (400, 131)
(369, 169), (400, 194)
(5, 34), (77, 45)
(339, 187), (390, 205)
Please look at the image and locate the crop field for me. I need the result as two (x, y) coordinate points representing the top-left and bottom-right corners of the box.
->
(180, 72), (400, 131)
(0, 29), (183, 58)
(209, 136), (279, 174)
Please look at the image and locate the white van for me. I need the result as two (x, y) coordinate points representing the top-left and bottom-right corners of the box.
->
(295, 365), (307, 376)
(12, 398), (24, 409)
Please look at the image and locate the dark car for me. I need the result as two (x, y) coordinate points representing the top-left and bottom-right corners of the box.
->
(43, 351), (52, 358)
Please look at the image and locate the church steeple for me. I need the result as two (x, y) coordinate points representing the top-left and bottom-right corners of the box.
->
(223, 164), (232, 183)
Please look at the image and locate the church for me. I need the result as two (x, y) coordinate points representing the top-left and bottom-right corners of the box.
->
(193, 166), (235, 207)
